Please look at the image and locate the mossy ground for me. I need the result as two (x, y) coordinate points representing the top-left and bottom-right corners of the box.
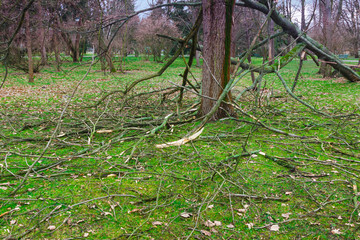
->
(0, 55), (360, 239)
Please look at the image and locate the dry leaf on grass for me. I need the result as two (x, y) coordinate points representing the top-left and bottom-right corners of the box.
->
(214, 221), (222, 226)
(180, 212), (192, 218)
(270, 224), (280, 231)
(226, 224), (235, 228)
(155, 128), (204, 148)
(204, 220), (215, 227)
(47, 225), (56, 230)
(281, 213), (291, 219)
(331, 229), (342, 235)
(152, 221), (163, 226)
(200, 230), (211, 236)
(237, 208), (247, 213)
(128, 208), (142, 214)
(246, 223), (254, 229)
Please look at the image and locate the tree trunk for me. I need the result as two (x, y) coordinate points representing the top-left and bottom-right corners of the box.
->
(53, 32), (61, 72)
(354, 41), (359, 58)
(38, 3), (47, 65)
(319, 0), (332, 77)
(300, 0), (307, 60)
(200, 0), (235, 120)
(301, 0), (306, 32)
(268, 19), (275, 65)
(246, 31), (256, 84)
(195, 50), (201, 67)
(74, 33), (80, 62)
(73, 18), (82, 63)
(98, 34), (116, 72)
(25, 12), (34, 83)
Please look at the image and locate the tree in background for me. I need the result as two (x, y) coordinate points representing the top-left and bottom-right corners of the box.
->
(56, 0), (89, 63)
(341, 0), (360, 59)
(0, 0), (44, 82)
(136, 16), (180, 62)
(313, 0), (343, 77)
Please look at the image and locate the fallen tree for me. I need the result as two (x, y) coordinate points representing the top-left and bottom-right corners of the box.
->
(237, 0), (360, 82)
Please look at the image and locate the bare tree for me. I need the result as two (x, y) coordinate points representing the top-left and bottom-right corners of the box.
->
(136, 16), (180, 62)
(25, 11), (34, 83)
(341, 0), (360, 59)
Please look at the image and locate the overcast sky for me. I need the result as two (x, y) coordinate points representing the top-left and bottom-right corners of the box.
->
(135, 0), (150, 11)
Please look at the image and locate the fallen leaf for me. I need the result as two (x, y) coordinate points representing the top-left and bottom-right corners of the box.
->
(331, 229), (342, 235)
(270, 224), (280, 231)
(210, 228), (218, 233)
(84, 233), (89, 237)
(245, 223), (254, 229)
(214, 221), (222, 226)
(180, 212), (192, 218)
(47, 225), (56, 230)
(200, 230), (211, 236)
(10, 220), (17, 225)
(281, 213), (291, 219)
(152, 221), (163, 226)
(128, 208), (141, 214)
(226, 224), (235, 228)
(204, 220), (215, 227)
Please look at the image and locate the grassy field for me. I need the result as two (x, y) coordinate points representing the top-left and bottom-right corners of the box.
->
(1, 55), (360, 239)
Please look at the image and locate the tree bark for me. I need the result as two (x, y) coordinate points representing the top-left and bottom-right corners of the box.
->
(53, 31), (61, 72)
(268, 19), (275, 65)
(25, 12), (34, 83)
(195, 50), (201, 67)
(300, 0), (307, 61)
(319, 0), (332, 77)
(200, 0), (235, 120)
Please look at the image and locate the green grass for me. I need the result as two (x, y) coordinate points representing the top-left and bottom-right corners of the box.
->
(0, 56), (360, 239)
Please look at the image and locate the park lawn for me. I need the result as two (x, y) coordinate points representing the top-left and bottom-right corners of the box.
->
(0, 56), (360, 239)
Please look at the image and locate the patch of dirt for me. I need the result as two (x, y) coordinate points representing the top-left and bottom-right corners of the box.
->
(0, 84), (74, 99)
(308, 77), (348, 83)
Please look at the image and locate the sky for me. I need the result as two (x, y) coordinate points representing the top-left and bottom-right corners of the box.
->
(135, 0), (150, 11)
(135, 0), (151, 18)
